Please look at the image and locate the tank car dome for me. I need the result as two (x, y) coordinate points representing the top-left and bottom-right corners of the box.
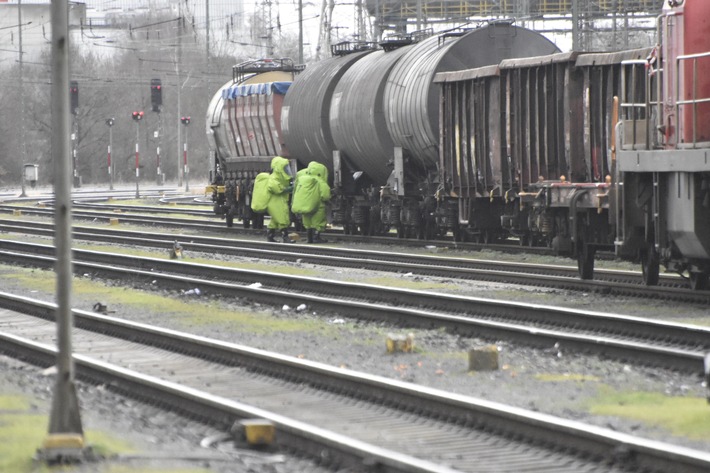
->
(384, 23), (560, 171)
(281, 51), (372, 173)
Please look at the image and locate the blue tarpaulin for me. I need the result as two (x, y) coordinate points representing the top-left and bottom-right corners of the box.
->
(223, 81), (291, 100)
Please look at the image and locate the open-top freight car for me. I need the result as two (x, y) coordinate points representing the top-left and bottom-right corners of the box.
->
(435, 0), (710, 288)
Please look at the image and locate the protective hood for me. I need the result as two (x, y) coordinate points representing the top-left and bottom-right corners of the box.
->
(307, 161), (328, 181)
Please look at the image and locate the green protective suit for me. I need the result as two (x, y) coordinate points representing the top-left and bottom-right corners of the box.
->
(265, 156), (292, 230)
(250, 172), (271, 213)
(296, 161), (331, 231)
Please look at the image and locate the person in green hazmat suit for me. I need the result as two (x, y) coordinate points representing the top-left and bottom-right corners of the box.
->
(259, 156), (294, 243)
(291, 161), (331, 243)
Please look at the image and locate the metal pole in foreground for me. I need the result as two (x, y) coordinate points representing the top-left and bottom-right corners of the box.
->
(40, 0), (86, 462)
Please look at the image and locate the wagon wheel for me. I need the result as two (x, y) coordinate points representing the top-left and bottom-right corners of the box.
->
(576, 238), (596, 280)
(640, 247), (660, 286)
(518, 234), (529, 247)
(689, 272), (710, 291)
(396, 225), (406, 239)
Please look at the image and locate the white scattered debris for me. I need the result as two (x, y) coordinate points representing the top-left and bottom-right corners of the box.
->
(151, 280), (157, 285)
(329, 318), (345, 324)
(41, 366), (58, 376)
(183, 288), (201, 296)
(296, 258), (303, 264)
(248, 282), (263, 288)
(282, 304), (290, 311)
(403, 272), (414, 277)
(424, 245), (436, 249)
(296, 303), (307, 312)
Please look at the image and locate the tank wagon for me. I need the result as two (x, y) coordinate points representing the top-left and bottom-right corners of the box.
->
(435, 0), (710, 288)
(282, 23), (559, 237)
(206, 23), (559, 236)
(206, 58), (304, 228)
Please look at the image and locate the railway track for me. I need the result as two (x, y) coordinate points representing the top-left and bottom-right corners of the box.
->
(0, 203), (574, 256)
(0, 219), (707, 305)
(0, 241), (707, 374)
(1, 291), (709, 473)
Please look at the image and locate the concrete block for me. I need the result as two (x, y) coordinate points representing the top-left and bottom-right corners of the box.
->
(468, 345), (499, 371)
(235, 419), (275, 447)
(386, 333), (414, 353)
(13, 209), (21, 216)
(109, 218), (119, 226)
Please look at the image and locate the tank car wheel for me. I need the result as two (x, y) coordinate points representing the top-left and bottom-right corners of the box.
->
(396, 225), (406, 239)
(577, 242), (596, 280)
(518, 234), (529, 247)
(640, 247), (660, 286)
(689, 272), (710, 291)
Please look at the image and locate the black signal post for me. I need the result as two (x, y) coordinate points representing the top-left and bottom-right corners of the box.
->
(132, 111), (144, 197)
(181, 116), (190, 191)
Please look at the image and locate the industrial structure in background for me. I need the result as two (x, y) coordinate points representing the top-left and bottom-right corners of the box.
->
(0, 1), (664, 67)
(365, 0), (662, 47)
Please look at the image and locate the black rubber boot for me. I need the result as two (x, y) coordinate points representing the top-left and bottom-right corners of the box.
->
(314, 231), (328, 243)
(266, 229), (277, 242)
(282, 229), (295, 243)
(307, 229), (314, 243)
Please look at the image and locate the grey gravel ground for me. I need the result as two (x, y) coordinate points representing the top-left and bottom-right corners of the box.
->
(1, 224), (710, 473)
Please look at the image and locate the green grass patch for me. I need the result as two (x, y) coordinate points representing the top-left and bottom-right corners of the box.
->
(589, 388), (710, 440)
(2, 265), (335, 335)
(0, 395), (139, 473)
(535, 373), (600, 382)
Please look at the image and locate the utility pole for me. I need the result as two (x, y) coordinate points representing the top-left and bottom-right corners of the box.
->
(572, 0), (580, 51)
(177, 15), (183, 187)
(18, 0), (27, 167)
(39, 0), (86, 462)
(298, 0), (303, 63)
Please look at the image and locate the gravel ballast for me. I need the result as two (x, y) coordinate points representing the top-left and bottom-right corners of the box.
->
(1, 227), (709, 472)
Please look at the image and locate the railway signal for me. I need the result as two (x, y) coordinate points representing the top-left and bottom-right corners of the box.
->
(181, 116), (190, 191)
(70, 80), (78, 115)
(151, 78), (162, 113)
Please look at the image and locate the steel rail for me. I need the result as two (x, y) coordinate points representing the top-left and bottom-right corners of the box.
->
(2, 292), (709, 473)
(0, 245), (706, 374)
(0, 204), (566, 255)
(1, 221), (705, 306)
